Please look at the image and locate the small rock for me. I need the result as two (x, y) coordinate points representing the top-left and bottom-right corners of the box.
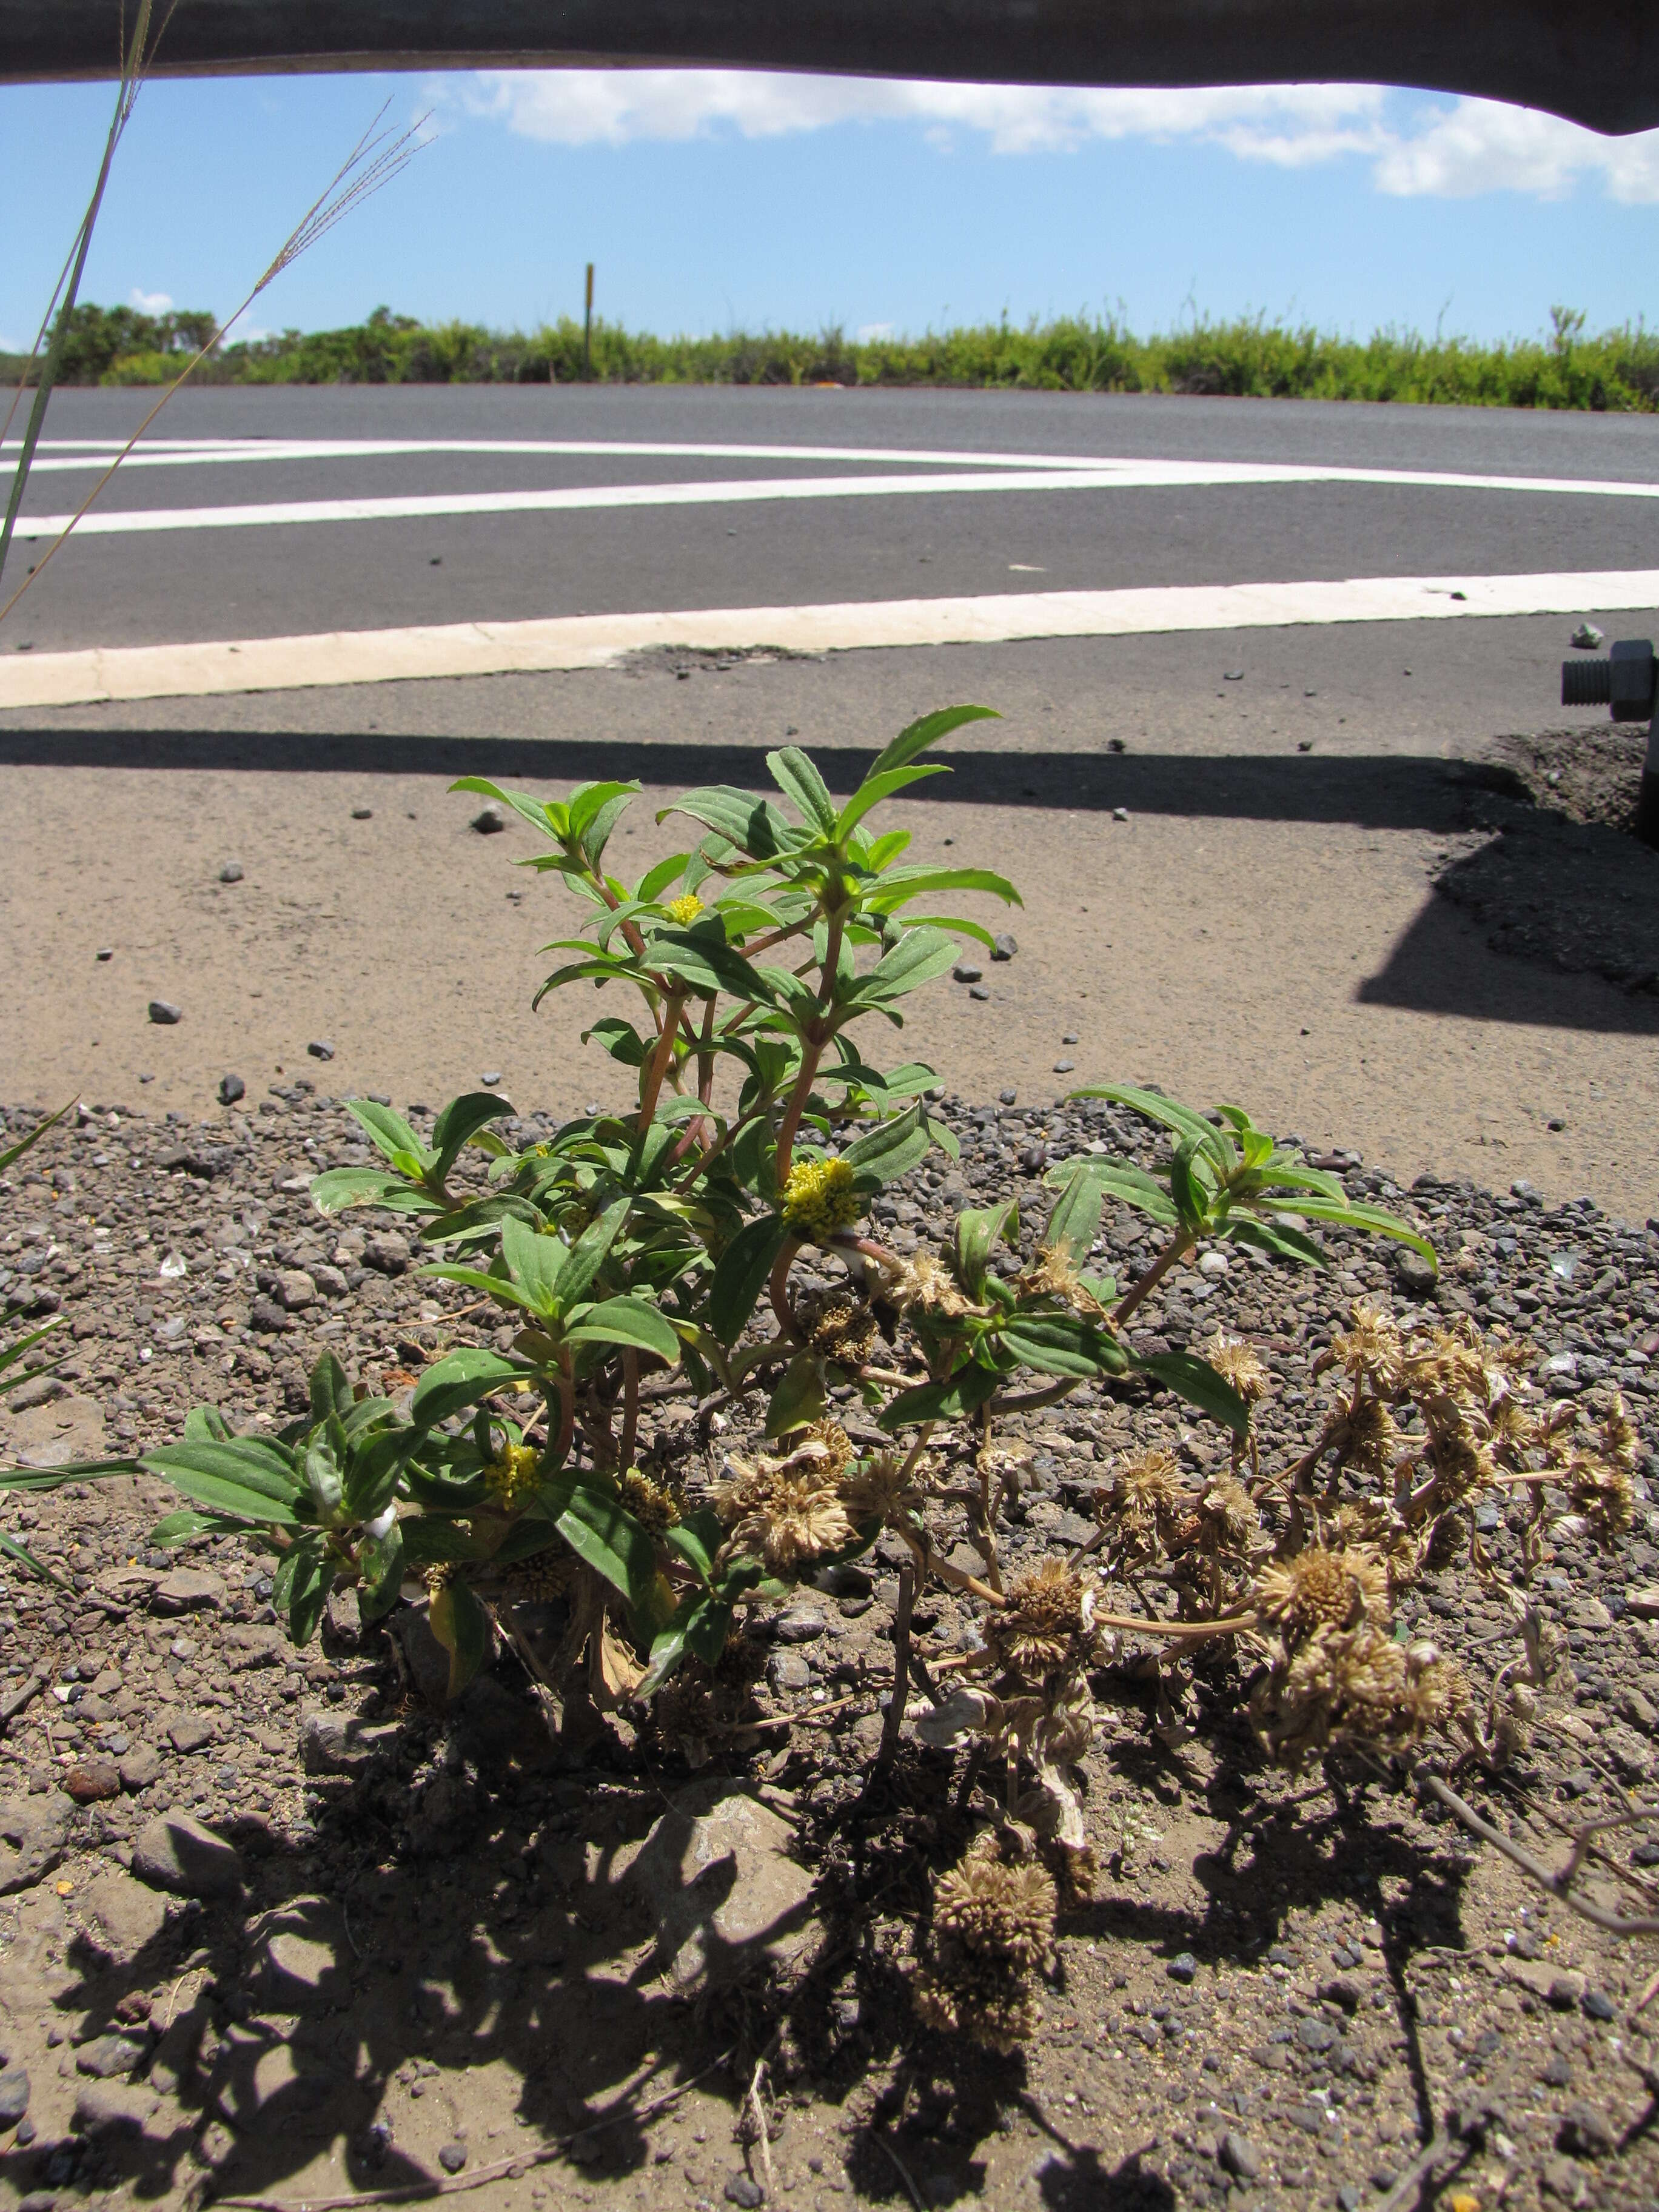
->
(953, 963), (983, 984)
(152, 1566), (225, 1615)
(76, 2034), (146, 2080)
(1217, 2131), (1260, 2182)
(1296, 2016), (1338, 2053)
(363, 1230), (411, 1276)
(73, 2079), (156, 2137)
(218, 1074), (246, 1105)
(301, 1711), (402, 1777)
(118, 1744), (163, 1792)
(275, 1268), (317, 1312)
(1557, 2101), (1616, 2159)
(438, 2143), (468, 2175)
(1620, 1686), (1658, 1731)
(968, 984), (990, 1001)
(1053, 1061), (1075, 1074)
(1319, 1977), (1364, 2011)
(168, 1713), (215, 1754)
(1582, 1989), (1617, 2022)
(219, 860), (244, 883)
(472, 805), (506, 834)
(307, 1041), (335, 1062)
(480, 1070), (503, 1087)
(147, 1000), (183, 1025)
(132, 1811), (242, 1899)
(724, 2176), (763, 2207)
(0, 1792), (72, 1895)
(63, 1761), (122, 1804)
(1395, 1248), (1438, 1295)
(1570, 623), (1606, 649)
(80, 1871), (170, 1968)
(1543, 2053), (1573, 2087)
(991, 933), (1018, 961)
(352, 806), (374, 820)
(1547, 1969), (1587, 2010)
(1165, 1951), (1198, 1983)
(767, 1650), (812, 1694)
(96, 945), (113, 960)
(0, 2065), (29, 2128)
(628, 1781), (817, 1991)
(773, 1607), (828, 1643)
(1626, 1586), (1659, 1621)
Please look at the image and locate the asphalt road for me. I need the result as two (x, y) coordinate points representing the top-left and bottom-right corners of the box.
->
(6, 384), (1659, 655)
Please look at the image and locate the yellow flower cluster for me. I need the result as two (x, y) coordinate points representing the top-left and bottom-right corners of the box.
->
(781, 1155), (862, 1242)
(483, 1440), (541, 1512)
(666, 893), (705, 926)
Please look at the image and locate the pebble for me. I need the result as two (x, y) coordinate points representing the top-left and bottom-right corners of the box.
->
(218, 1074), (246, 1106)
(1053, 1061), (1075, 1074)
(1112, 807), (1129, 822)
(774, 1606), (828, 1643)
(307, 1041), (335, 1062)
(132, 1811), (243, 1899)
(438, 2143), (468, 2174)
(352, 808), (374, 820)
(62, 1761), (122, 1804)
(968, 985), (990, 1002)
(953, 963), (984, 984)
(724, 2177), (763, 2208)
(1165, 1951), (1198, 1983)
(1557, 2102), (1616, 2159)
(147, 1000), (183, 1025)
(219, 860), (244, 883)
(481, 1071), (503, 1087)
(1581, 1989), (1616, 2022)
(96, 947), (113, 960)
(1395, 1249), (1438, 1295)
(991, 933), (1018, 961)
(1570, 623), (1606, 649)
(76, 2035), (146, 2080)
(363, 1230), (412, 1276)
(0, 2065), (29, 2128)
(1296, 2016), (1338, 2053)
(767, 1649), (812, 1693)
(472, 806), (507, 834)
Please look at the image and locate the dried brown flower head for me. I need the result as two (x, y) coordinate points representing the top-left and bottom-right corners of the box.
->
(896, 1252), (982, 1320)
(505, 1549), (576, 1603)
(1328, 1393), (1402, 1481)
(1202, 1330), (1269, 1407)
(933, 1851), (1057, 1976)
(1320, 1301), (1405, 1392)
(1564, 1450), (1635, 1545)
(1195, 1473), (1260, 1553)
(1254, 1545), (1389, 1643)
(982, 1561), (1100, 1684)
(714, 1441), (855, 1574)
(912, 1955), (1040, 2053)
(802, 1289), (880, 1369)
(1018, 1247), (1108, 1321)
(839, 1448), (911, 1527)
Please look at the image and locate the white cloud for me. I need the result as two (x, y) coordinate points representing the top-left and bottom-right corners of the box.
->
(449, 70), (1659, 201)
(129, 287), (174, 315)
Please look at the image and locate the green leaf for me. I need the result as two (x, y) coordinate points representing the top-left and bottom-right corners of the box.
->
(879, 1364), (1000, 1430)
(709, 1215), (788, 1346)
(952, 1200), (1016, 1298)
(1059, 1159), (1179, 1229)
(651, 928), (777, 1004)
(1168, 1138), (1212, 1233)
(449, 774), (565, 839)
(557, 1196), (632, 1311)
(501, 1213), (567, 1317)
(427, 1577), (491, 1700)
(867, 704), (999, 780)
(346, 1098), (432, 1170)
(0, 1101), (73, 1176)
(840, 1099), (945, 1187)
(637, 852), (689, 902)
(309, 1166), (411, 1215)
(357, 1521), (405, 1622)
(1133, 1350), (1251, 1437)
(1071, 1085), (1233, 1173)
(834, 763), (948, 839)
(866, 865), (1022, 911)
(1000, 1313), (1127, 1378)
(182, 1404), (234, 1444)
(765, 1352), (827, 1439)
(766, 746), (838, 836)
(665, 1506), (724, 1584)
(585, 1016), (649, 1067)
(138, 1439), (304, 1526)
(684, 1594), (735, 1664)
(1222, 1216), (1329, 1267)
(555, 1479), (659, 1614)
(568, 778), (642, 847)
(411, 1348), (529, 1429)
(286, 1539), (335, 1646)
(309, 1352), (353, 1428)
(148, 1508), (230, 1546)
(563, 1298), (680, 1362)
(659, 786), (796, 861)
(417, 1263), (550, 1315)
(1042, 1164), (1103, 1265)
(850, 926), (959, 1007)
(1266, 1196), (1436, 1264)
(431, 1092), (515, 1184)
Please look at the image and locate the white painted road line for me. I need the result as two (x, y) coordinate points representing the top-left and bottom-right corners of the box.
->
(4, 568), (1655, 711)
(7, 438), (1119, 477)
(13, 457), (1659, 538)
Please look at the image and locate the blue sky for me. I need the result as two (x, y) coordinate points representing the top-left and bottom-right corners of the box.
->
(2, 69), (1657, 350)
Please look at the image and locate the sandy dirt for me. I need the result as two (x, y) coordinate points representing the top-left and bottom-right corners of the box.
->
(2, 632), (1656, 1218)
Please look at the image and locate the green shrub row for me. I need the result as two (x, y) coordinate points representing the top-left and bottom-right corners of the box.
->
(9, 301), (1659, 409)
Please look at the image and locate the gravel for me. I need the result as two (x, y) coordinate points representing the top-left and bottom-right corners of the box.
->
(2, 1088), (1658, 2205)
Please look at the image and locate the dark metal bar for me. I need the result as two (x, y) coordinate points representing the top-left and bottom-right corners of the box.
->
(2, 0), (1655, 136)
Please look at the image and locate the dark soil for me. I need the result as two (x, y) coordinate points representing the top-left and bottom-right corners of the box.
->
(1438, 726), (1659, 995)
(3, 1090), (1659, 2211)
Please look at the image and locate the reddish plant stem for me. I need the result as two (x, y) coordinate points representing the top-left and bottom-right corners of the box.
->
(636, 990), (686, 1136)
(769, 1236), (803, 1339)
